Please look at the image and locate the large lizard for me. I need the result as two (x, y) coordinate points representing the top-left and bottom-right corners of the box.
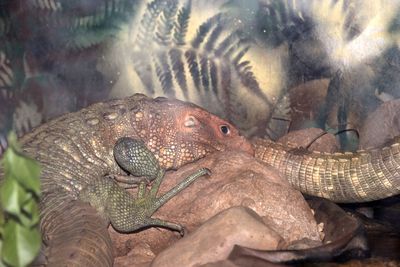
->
(0, 93), (253, 266)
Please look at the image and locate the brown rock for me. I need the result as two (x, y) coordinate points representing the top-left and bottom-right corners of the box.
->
(111, 151), (321, 266)
(359, 99), (400, 149)
(288, 79), (330, 131)
(278, 128), (339, 153)
(151, 206), (285, 267)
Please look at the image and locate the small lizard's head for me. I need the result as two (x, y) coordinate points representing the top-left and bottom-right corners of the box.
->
(138, 96), (254, 169)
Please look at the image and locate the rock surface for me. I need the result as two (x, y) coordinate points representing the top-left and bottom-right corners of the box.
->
(359, 99), (400, 149)
(111, 150), (321, 266)
(151, 206), (285, 267)
(288, 79), (330, 131)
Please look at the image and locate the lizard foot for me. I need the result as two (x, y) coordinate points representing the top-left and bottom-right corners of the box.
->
(80, 137), (210, 234)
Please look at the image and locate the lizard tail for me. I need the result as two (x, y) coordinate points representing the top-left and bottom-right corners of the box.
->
(254, 137), (400, 203)
(40, 191), (114, 267)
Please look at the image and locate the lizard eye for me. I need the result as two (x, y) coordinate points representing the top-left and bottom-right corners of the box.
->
(220, 125), (230, 135)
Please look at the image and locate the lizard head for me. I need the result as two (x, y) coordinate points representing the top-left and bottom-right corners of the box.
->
(134, 96), (254, 169)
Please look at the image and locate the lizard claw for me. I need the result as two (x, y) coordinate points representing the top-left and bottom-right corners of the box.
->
(202, 167), (211, 176)
(179, 226), (187, 237)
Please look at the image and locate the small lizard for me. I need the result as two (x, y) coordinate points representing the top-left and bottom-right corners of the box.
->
(1, 93), (253, 266)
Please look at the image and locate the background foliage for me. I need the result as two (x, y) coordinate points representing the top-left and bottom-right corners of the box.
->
(0, 133), (41, 267)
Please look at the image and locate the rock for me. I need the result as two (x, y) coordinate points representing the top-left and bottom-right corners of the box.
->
(359, 99), (400, 149)
(151, 207), (285, 267)
(288, 79), (330, 131)
(278, 128), (339, 153)
(111, 151), (321, 266)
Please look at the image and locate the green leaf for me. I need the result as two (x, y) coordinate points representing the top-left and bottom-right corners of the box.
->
(2, 221), (41, 267)
(21, 198), (40, 227)
(0, 240), (6, 267)
(0, 178), (25, 216)
(2, 147), (41, 196)
(0, 203), (4, 226)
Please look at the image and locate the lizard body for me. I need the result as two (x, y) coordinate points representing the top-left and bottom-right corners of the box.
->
(1, 93), (253, 266)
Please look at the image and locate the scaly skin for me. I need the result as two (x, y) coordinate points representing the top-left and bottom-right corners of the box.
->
(1, 93), (253, 266)
(253, 137), (400, 203)
(80, 137), (211, 234)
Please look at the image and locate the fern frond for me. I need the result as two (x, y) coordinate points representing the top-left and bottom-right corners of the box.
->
(184, 49), (201, 90)
(135, 0), (166, 48)
(0, 51), (13, 89)
(173, 0), (191, 46)
(65, 25), (118, 51)
(31, 0), (62, 13)
(169, 48), (188, 98)
(155, 0), (178, 46)
(154, 51), (174, 96)
(204, 24), (224, 52)
(223, 37), (249, 60)
(235, 60), (271, 106)
(232, 45), (250, 65)
(214, 31), (240, 56)
(191, 13), (222, 49)
(199, 54), (210, 92)
(209, 58), (218, 97)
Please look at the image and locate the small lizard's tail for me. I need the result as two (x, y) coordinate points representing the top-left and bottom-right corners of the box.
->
(40, 191), (114, 267)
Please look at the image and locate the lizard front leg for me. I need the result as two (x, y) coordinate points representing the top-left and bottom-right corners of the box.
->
(79, 137), (210, 234)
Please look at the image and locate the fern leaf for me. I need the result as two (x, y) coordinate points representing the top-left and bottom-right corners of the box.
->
(191, 13), (222, 49)
(154, 51), (174, 96)
(169, 48), (188, 98)
(31, 0), (61, 12)
(65, 26), (118, 51)
(235, 60), (272, 106)
(236, 60), (252, 72)
(199, 54), (209, 92)
(0, 51), (13, 89)
(155, 0), (178, 46)
(184, 49), (201, 90)
(214, 31), (240, 56)
(173, 0), (191, 46)
(209, 58), (218, 97)
(232, 45), (250, 65)
(204, 24), (224, 52)
(135, 0), (166, 48)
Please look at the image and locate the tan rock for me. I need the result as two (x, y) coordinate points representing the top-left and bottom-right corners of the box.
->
(359, 99), (400, 149)
(111, 151), (321, 266)
(151, 206), (285, 267)
(288, 79), (330, 131)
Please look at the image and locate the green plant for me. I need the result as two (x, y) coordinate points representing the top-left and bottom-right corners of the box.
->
(0, 133), (41, 267)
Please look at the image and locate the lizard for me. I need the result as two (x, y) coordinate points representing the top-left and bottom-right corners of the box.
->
(0, 93), (254, 266)
(253, 136), (400, 203)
